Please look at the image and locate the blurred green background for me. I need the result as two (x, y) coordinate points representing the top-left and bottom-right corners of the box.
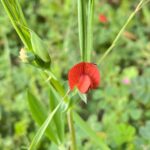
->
(0, 0), (150, 150)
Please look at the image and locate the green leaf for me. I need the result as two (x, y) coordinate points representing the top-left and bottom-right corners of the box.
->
(1, 0), (32, 50)
(30, 31), (51, 63)
(87, 0), (94, 61)
(78, 0), (87, 61)
(49, 85), (65, 143)
(129, 108), (142, 120)
(122, 66), (138, 79)
(139, 121), (150, 140)
(73, 112), (110, 150)
(27, 91), (59, 145)
(109, 123), (135, 146)
(29, 101), (62, 150)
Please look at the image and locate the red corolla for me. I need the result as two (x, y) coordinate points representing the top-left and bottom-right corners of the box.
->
(99, 14), (108, 23)
(68, 62), (100, 93)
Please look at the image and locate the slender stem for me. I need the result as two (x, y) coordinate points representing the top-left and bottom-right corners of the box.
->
(97, 0), (145, 65)
(67, 109), (77, 150)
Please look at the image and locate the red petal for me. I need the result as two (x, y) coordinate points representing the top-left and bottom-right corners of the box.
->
(68, 62), (84, 90)
(84, 63), (100, 89)
(68, 62), (100, 92)
(99, 14), (107, 23)
(77, 75), (91, 93)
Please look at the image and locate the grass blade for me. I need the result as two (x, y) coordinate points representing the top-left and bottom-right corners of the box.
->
(73, 112), (110, 150)
(28, 102), (62, 150)
(27, 91), (59, 144)
(87, 0), (94, 61)
(1, 0), (32, 50)
(78, 0), (87, 61)
(49, 85), (65, 143)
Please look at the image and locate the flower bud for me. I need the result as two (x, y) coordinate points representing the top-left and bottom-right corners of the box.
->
(19, 48), (35, 63)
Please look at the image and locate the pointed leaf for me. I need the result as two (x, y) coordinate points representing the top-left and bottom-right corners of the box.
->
(29, 102), (62, 150)
(27, 91), (58, 144)
(49, 85), (65, 142)
(1, 0), (32, 49)
(73, 112), (110, 150)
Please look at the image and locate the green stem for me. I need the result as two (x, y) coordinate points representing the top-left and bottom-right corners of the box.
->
(68, 109), (77, 150)
(97, 0), (145, 65)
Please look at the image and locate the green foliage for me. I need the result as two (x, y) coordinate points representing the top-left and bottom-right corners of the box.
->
(74, 112), (110, 150)
(78, 0), (87, 61)
(78, 0), (95, 61)
(49, 85), (65, 143)
(140, 121), (150, 140)
(30, 31), (51, 63)
(0, 0), (150, 150)
(27, 91), (59, 144)
(28, 97), (62, 149)
(108, 123), (136, 147)
(87, 0), (94, 61)
(1, 0), (32, 49)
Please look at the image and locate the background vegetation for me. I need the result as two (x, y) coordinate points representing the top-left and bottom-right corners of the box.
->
(0, 0), (150, 150)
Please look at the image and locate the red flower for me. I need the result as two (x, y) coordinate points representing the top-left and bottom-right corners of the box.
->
(68, 62), (100, 93)
(99, 14), (108, 23)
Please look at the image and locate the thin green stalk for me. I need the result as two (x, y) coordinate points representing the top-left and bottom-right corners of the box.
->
(78, 0), (87, 61)
(67, 109), (77, 150)
(97, 0), (145, 65)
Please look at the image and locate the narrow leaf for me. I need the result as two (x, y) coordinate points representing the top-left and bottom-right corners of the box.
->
(1, 0), (32, 49)
(49, 85), (65, 142)
(87, 0), (94, 61)
(78, 0), (87, 61)
(29, 102), (62, 150)
(73, 112), (110, 150)
(27, 91), (58, 145)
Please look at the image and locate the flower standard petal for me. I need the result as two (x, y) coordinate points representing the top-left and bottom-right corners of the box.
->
(68, 62), (84, 90)
(84, 63), (100, 89)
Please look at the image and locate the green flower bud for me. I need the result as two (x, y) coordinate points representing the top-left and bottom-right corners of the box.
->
(19, 48), (35, 63)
